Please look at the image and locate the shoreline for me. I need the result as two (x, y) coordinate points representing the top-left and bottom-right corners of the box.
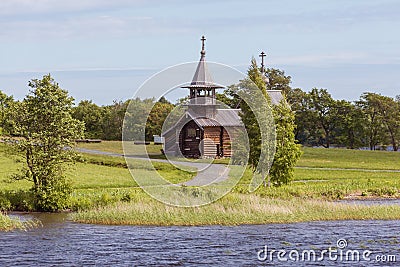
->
(69, 194), (400, 226)
(2, 195), (400, 229)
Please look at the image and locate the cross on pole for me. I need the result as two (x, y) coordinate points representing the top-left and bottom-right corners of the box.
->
(259, 51), (266, 73)
(201, 36), (206, 52)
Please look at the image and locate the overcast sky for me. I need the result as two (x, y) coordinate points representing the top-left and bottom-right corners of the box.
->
(0, 0), (399, 105)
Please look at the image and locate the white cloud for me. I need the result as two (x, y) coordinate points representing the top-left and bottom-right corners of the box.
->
(270, 52), (396, 66)
(0, 0), (142, 15)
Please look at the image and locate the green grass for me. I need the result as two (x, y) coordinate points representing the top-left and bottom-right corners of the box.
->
(0, 143), (195, 214)
(71, 192), (400, 226)
(2, 141), (400, 226)
(77, 142), (400, 169)
(77, 141), (163, 155)
(0, 213), (39, 231)
(0, 144), (195, 191)
(70, 145), (400, 225)
(298, 147), (400, 170)
(76, 140), (232, 163)
(76, 153), (196, 185)
(232, 164), (400, 200)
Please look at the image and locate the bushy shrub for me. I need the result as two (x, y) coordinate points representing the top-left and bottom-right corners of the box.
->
(0, 190), (35, 211)
(33, 179), (72, 212)
(0, 195), (11, 211)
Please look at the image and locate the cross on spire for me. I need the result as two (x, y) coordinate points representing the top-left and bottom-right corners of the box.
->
(201, 35), (206, 55)
(259, 51), (266, 73)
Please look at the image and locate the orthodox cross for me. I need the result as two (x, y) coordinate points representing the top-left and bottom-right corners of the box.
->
(259, 51), (266, 73)
(201, 36), (206, 55)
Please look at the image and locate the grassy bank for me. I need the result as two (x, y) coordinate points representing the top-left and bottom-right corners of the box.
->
(2, 141), (400, 226)
(71, 191), (400, 226)
(71, 143), (400, 225)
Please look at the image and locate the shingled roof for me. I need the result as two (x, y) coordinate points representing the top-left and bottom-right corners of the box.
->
(267, 90), (284, 105)
(190, 109), (244, 127)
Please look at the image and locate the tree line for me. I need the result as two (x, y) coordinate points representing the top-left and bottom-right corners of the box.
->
(1, 93), (174, 142)
(221, 67), (399, 151)
(2, 72), (399, 151)
(287, 88), (400, 151)
(216, 68), (400, 152)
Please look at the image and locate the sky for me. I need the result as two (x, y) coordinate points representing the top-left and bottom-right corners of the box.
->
(0, 0), (399, 105)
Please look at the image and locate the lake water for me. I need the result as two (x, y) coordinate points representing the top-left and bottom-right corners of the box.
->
(1, 213), (399, 266)
(340, 199), (400, 206)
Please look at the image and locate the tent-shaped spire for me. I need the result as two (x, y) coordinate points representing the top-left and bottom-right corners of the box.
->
(183, 36), (223, 89)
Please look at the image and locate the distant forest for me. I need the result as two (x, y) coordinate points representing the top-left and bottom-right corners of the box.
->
(1, 68), (399, 151)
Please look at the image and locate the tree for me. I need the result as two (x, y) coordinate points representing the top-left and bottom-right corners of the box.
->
(234, 58), (301, 186)
(285, 88), (315, 145)
(361, 93), (400, 151)
(72, 100), (103, 139)
(375, 94), (400, 151)
(238, 58), (266, 178)
(356, 93), (386, 150)
(10, 75), (84, 211)
(265, 68), (292, 96)
(0, 91), (14, 136)
(269, 100), (302, 186)
(101, 100), (128, 140)
(308, 88), (338, 148)
(333, 100), (365, 149)
(146, 98), (174, 141)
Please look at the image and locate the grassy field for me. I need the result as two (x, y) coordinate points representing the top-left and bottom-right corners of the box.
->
(298, 147), (400, 170)
(0, 143), (195, 213)
(75, 144), (399, 199)
(1, 141), (400, 227)
(77, 141), (162, 155)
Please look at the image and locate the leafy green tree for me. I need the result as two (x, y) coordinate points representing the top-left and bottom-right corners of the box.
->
(362, 93), (400, 151)
(356, 93), (386, 150)
(10, 74), (84, 211)
(123, 98), (154, 141)
(101, 100), (128, 140)
(146, 98), (174, 141)
(265, 68), (292, 96)
(308, 88), (338, 148)
(72, 100), (103, 139)
(285, 88), (316, 145)
(269, 101), (302, 186)
(234, 58), (301, 186)
(216, 92), (238, 108)
(239, 58), (266, 175)
(333, 100), (365, 149)
(0, 91), (14, 136)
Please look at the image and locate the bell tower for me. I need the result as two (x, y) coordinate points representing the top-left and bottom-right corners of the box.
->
(182, 36), (223, 118)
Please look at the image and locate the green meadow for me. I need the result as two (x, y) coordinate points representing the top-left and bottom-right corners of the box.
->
(1, 141), (400, 228)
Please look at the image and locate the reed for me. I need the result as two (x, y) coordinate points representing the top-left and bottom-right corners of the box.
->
(71, 192), (400, 226)
(0, 213), (40, 231)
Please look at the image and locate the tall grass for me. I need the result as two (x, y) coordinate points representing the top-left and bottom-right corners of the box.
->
(0, 213), (40, 231)
(71, 192), (400, 226)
